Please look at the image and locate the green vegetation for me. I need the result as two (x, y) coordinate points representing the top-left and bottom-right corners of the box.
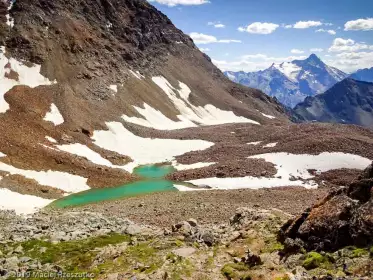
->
(302, 252), (331, 270)
(167, 253), (196, 280)
(274, 276), (291, 280)
(18, 233), (130, 266)
(221, 263), (252, 280)
(352, 248), (368, 258)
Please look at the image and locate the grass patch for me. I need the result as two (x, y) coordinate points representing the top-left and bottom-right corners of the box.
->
(221, 263), (251, 280)
(352, 248), (368, 258)
(302, 252), (332, 270)
(18, 233), (131, 266)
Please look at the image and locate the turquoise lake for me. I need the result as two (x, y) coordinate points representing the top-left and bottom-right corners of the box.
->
(52, 164), (178, 208)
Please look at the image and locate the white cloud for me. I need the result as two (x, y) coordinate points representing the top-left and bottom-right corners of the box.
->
(329, 38), (373, 52)
(310, 48), (324, 52)
(327, 51), (373, 72)
(213, 54), (307, 72)
(344, 18), (373, 31)
(238, 22), (279, 34)
(316, 29), (336, 35)
(208, 22), (225, 28)
(148, 0), (209, 6)
(293, 21), (323, 29)
(199, 47), (210, 52)
(189, 32), (241, 44)
(291, 49), (304, 54)
(283, 24), (293, 29)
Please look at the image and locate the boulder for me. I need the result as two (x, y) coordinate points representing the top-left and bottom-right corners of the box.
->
(172, 247), (196, 258)
(280, 162), (373, 252)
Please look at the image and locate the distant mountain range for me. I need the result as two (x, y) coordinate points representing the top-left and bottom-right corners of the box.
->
(293, 79), (373, 129)
(350, 67), (373, 83)
(225, 54), (348, 108)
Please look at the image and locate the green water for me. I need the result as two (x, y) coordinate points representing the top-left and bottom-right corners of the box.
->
(52, 164), (177, 208)
(133, 164), (175, 179)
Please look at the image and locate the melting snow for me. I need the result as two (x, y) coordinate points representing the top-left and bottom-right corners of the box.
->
(92, 122), (214, 172)
(5, 1), (14, 28)
(45, 136), (57, 143)
(44, 103), (64, 125)
(0, 46), (56, 113)
(260, 112), (276, 119)
(0, 160), (90, 193)
(0, 188), (53, 215)
(172, 161), (216, 171)
(187, 152), (371, 190)
(263, 143), (277, 148)
(123, 76), (260, 130)
(129, 70), (145, 80)
(109, 85), (118, 93)
(247, 141), (262, 146)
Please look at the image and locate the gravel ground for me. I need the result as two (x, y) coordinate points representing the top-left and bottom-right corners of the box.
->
(67, 187), (327, 228)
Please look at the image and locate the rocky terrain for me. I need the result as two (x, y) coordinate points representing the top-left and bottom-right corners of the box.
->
(1, 202), (372, 279)
(280, 162), (373, 253)
(1, 0), (373, 278)
(293, 79), (373, 129)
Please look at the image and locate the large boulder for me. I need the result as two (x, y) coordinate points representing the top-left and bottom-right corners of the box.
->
(279, 162), (373, 252)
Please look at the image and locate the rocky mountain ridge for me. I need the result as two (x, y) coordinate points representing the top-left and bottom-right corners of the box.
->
(293, 78), (373, 129)
(225, 54), (348, 108)
(350, 67), (373, 83)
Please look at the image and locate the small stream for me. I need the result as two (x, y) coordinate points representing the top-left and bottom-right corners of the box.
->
(52, 164), (180, 208)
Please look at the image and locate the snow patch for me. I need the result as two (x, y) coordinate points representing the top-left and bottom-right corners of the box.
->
(173, 184), (206, 192)
(56, 143), (131, 171)
(45, 136), (57, 143)
(0, 152), (6, 157)
(273, 62), (301, 81)
(5, 1), (14, 28)
(172, 161), (216, 171)
(187, 152), (371, 190)
(129, 70), (144, 80)
(109, 85), (118, 93)
(263, 142), (277, 148)
(247, 141), (262, 146)
(44, 104), (64, 126)
(122, 103), (197, 130)
(92, 122), (214, 172)
(123, 76), (260, 130)
(0, 188), (53, 215)
(260, 112), (276, 119)
(0, 47), (56, 113)
(0, 161), (90, 193)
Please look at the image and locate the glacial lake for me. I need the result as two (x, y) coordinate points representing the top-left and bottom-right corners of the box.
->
(52, 164), (179, 208)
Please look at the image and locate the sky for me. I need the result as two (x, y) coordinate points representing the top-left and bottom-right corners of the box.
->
(148, 0), (373, 73)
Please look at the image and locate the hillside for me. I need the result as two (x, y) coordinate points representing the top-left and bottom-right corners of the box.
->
(225, 54), (347, 108)
(293, 78), (373, 129)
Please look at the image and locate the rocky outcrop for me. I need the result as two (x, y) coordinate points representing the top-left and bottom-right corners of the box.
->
(279, 162), (373, 252)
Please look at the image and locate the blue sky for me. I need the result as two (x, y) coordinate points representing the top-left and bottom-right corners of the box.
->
(148, 0), (373, 73)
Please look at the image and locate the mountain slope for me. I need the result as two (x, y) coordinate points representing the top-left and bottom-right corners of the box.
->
(350, 67), (373, 83)
(225, 54), (348, 108)
(1, 0), (373, 216)
(293, 78), (373, 128)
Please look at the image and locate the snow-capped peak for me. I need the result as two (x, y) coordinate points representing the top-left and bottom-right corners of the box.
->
(272, 62), (301, 82)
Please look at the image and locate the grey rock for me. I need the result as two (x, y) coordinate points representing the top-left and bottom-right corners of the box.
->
(187, 219), (198, 227)
(172, 247), (196, 258)
(126, 224), (142, 235)
(201, 232), (215, 246)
